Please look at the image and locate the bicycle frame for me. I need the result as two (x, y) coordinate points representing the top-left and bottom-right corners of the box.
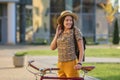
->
(40, 76), (84, 80)
(27, 60), (95, 80)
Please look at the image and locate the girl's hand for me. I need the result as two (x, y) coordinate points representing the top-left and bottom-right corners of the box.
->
(55, 24), (62, 37)
(74, 64), (82, 70)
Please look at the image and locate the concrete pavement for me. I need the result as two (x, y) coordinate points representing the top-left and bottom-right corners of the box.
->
(0, 56), (101, 80)
(0, 45), (50, 80)
(0, 45), (120, 80)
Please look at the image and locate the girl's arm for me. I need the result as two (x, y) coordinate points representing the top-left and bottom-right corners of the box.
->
(77, 39), (84, 63)
(50, 34), (58, 50)
(50, 25), (62, 50)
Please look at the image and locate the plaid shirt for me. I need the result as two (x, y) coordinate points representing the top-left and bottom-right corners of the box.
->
(57, 27), (82, 62)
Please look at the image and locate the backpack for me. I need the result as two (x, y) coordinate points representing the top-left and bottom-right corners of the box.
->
(73, 28), (86, 61)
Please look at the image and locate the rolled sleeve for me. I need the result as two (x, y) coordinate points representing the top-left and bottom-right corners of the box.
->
(75, 27), (82, 41)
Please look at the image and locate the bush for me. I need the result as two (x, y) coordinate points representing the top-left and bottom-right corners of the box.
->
(32, 38), (48, 45)
(14, 52), (27, 56)
(112, 19), (119, 44)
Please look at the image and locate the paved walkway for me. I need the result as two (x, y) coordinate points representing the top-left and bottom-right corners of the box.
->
(0, 45), (120, 80)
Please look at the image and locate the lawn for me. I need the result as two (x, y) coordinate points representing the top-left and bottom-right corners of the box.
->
(83, 63), (120, 80)
(17, 47), (120, 80)
(17, 48), (120, 58)
(85, 48), (120, 58)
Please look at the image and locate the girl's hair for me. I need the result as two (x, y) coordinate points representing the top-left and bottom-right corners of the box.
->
(60, 15), (75, 31)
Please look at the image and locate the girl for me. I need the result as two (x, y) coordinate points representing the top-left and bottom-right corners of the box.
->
(50, 10), (84, 78)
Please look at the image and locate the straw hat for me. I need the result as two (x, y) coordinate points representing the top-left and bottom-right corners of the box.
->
(57, 10), (78, 24)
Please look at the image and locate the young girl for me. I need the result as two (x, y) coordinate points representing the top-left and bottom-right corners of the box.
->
(50, 10), (84, 78)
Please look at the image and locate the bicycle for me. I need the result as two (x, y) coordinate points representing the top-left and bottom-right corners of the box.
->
(26, 60), (95, 80)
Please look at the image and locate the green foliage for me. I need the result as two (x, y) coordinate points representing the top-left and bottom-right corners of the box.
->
(112, 19), (119, 44)
(32, 38), (48, 45)
(15, 52), (27, 56)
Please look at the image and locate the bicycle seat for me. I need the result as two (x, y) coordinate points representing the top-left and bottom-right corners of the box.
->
(81, 66), (95, 72)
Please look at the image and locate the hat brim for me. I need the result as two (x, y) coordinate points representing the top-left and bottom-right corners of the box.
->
(57, 13), (78, 24)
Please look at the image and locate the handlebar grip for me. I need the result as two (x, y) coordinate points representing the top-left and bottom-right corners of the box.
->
(28, 60), (34, 63)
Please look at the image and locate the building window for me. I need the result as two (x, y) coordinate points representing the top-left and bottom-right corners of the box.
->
(82, 0), (95, 13)
(50, 0), (65, 37)
(50, 0), (65, 13)
(26, 9), (32, 28)
(73, 0), (81, 13)
(0, 5), (3, 17)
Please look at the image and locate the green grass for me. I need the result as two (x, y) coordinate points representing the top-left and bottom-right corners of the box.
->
(83, 63), (120, 80)
(17, 49), (58, 56)
(16, 48), (120, 80)
(17, 48), (120, 58)
(85, 48), (120, 58)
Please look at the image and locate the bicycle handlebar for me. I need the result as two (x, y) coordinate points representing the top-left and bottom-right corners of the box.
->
(28, 60), (95, 73)
(28, 60), (60, 72)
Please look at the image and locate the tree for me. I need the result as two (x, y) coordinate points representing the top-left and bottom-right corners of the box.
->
(112, 19), (119, 44)
(99, 0), (119, 24)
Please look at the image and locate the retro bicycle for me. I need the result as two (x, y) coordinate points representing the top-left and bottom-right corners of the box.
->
(27, 60), (95, 80)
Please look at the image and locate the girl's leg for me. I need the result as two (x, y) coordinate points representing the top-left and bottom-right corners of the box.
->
(64, 59), (79, 77)
(57, 62), (66, 77)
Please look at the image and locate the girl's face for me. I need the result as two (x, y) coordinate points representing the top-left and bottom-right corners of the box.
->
(63, 16), (73, 30)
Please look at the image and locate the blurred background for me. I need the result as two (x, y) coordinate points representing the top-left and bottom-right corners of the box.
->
(0, 1), (120, 80)
(0, 0), (120, 45)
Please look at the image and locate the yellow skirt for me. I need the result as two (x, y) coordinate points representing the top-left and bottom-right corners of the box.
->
(57, 59), (79, 78)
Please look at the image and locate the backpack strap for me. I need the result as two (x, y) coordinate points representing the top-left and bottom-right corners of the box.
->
(73, 28), (77, 49)
(73, 27), (86, 61)
(73, 28), (79, 59)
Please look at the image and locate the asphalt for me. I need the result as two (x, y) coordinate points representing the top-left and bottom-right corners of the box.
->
(0, 45), (120, 80)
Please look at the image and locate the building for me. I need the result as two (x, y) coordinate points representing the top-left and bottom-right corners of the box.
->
(0, 0), (18, 44)
(0, 0), (32, 45)
(33, 0), (120, 44)
(0, 0), (120, 45)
